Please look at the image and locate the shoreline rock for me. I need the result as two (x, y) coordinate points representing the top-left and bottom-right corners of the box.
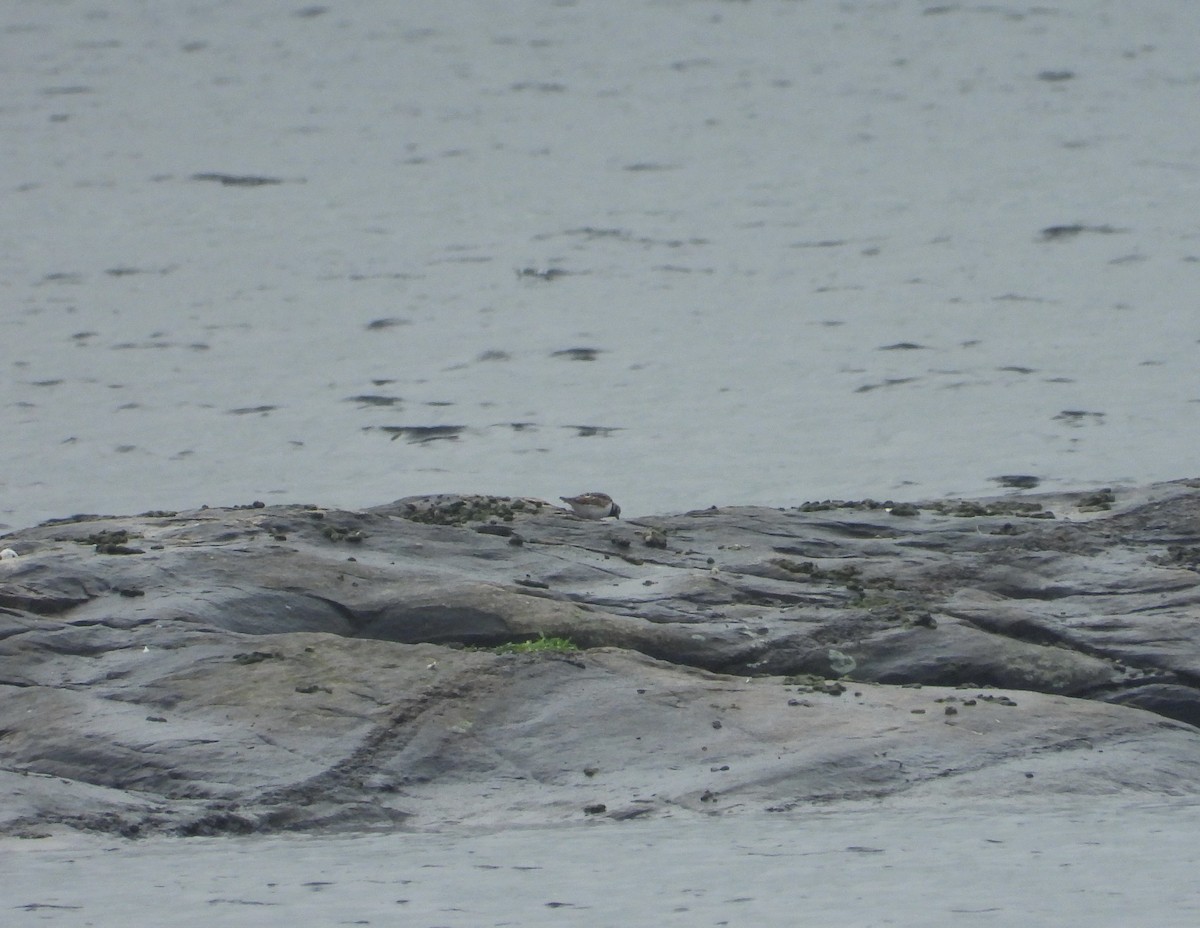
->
(3, 481), (1200, 836)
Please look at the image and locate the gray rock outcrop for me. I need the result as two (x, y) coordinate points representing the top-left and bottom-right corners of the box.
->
(3, 481), (1200, 836)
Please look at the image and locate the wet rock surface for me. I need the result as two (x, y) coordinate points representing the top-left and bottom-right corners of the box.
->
(3, 482), (1200, 836)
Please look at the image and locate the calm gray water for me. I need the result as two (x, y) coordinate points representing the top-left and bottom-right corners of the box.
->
(5, 799), (1200, 927)
(4, 1), (1199, 529)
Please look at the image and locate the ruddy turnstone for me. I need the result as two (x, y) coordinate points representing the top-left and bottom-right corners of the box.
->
(559, 492), (621, 520)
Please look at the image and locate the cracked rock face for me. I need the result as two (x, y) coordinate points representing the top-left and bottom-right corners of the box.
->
(3, 482), (1200, 836)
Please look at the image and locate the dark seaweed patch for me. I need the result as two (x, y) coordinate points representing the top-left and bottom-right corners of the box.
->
(992, 475), (1041, 489)
(228, 406), (278, 415)
(552, 347), (602, 361)
(379, 425), (464, 443)
(192, 173), (283, 187)
(345, 395), (402, 407)
(565, 425), (621, 438)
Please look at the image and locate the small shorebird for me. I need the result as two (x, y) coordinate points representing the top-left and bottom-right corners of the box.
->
(560, 492), (621, 520)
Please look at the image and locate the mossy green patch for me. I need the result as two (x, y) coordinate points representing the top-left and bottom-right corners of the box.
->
(490, 634), (578, 654)
(402, 495), (549, 526)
